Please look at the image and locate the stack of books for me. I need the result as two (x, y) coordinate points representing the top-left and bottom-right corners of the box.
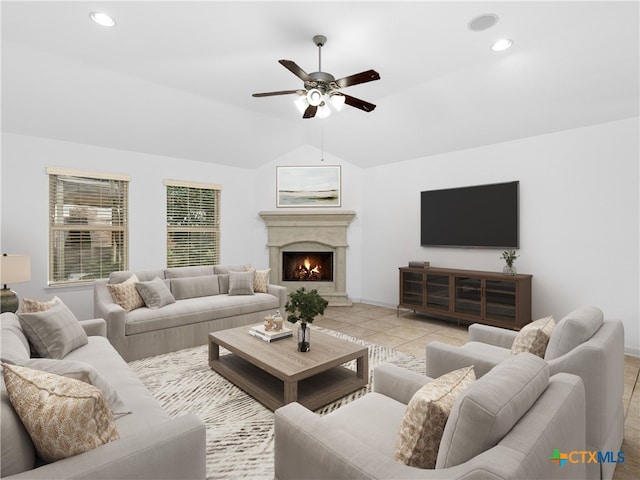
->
(249, 324), (293, 342)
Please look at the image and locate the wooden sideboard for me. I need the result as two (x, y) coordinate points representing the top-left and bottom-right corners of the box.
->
(398, 266), (532, 330)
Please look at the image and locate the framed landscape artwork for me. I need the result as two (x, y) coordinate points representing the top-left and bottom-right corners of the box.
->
(276, 165), (341, 207)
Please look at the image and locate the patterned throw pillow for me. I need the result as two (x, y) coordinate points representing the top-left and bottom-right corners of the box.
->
(511, 316), (556, 358)
(253, 269), (270, 293)
(21, 296), (60, 313)
(106, 274), (145, 312)
(394, 366), (475, 469)
(1, 363), (120, 463)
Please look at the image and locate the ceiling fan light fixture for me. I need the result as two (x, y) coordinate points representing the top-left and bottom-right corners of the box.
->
(306, 88), (323, 106)
(295, 96), (309, 114)
(491, 38), (513, 52)
(90, 11), (116, 27)
(316, 103), (331, 119)
(330, 94), (345, 111)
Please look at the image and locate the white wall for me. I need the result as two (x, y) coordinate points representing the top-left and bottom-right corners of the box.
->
(360, 117), (639, 355)
(1, 133), (260, 320)
(2, 118), (638, 355)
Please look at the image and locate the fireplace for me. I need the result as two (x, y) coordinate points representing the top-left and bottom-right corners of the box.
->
(283, 252), (333, 282)
(259, 210), (356, 306)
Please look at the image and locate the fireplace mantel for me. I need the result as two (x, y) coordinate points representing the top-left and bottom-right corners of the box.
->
(258, 210), (356, 306)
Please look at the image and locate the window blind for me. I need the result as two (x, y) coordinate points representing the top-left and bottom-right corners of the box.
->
(165, 181), (221, 267)
(48, 168), (129, 285)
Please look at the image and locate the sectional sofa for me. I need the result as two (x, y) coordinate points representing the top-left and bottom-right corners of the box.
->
(1, 311), (206, 479)
(94, 264), (288, 361)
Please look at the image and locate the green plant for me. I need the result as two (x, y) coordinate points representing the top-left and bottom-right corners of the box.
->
(501, 250), (519, 267)
(284, 287), (328, 324)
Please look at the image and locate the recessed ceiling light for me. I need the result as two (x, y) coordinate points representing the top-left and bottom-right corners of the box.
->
(468, 14), (499, 32)
(491, 39), (513, 52)
(90, 12), (116, 27)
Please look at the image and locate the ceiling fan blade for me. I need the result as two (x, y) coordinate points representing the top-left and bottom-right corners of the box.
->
(252, 90), (302, 97)
(335, 69), (380, 88)
(303, 105), (318, 119)
(342, 94), (376, 112)
(279, 60), (312, 82)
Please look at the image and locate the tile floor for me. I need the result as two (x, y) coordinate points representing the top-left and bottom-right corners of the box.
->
(316, 302), (639, 480)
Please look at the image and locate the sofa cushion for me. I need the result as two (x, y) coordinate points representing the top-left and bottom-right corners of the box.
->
(218, 274), (230, 294)
(2, 363), (120, 463)
(135, 277), (176, 309)
(171, 275), (220, 300)
(394, 366), (475, 469)
(1, 375), (35, 476)
(21, 296), (60, 313)
(165, 265), (215, 278)
(214, 264), (251, 274)
(106, 274), (145, 312)
(544, 306), (604, 360)
(0, 312), (30, 363)
(125, 293), (279, 335)
(18, 301), (88, 359)
(436, 353), (549, 469)
(109, 269), (166, 284)
(511, 315), (555, 358)
(228, 271), (254, 296)
(9, 358), (129, 416)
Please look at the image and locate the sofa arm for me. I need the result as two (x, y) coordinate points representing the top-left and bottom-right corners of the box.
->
(93, 280), (126, 352)
(468, 323), (518, 348)
(79, 318), (107, 337)
(7, 414), (206, 480)
(426, 341), (504, 379)
(373, 363), (432, 404)
(268, 283), (288, 310)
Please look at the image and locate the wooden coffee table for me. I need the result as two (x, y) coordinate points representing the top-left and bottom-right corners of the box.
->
(208, 324), (368, 411)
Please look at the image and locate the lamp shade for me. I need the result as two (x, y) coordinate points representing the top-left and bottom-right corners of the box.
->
(0, 254), (31, 285)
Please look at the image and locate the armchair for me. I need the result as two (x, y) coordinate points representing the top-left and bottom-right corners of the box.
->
(425, 305), (625, 480)
(274, 354), (586, 480)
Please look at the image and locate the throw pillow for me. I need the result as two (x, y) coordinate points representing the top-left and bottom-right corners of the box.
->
(135, 277), (176, 309)
(106, 274), (145, 312)
(2, 363), (120, 463)
(228, 271), (254, 296)
(18, 301), (88, 359)
(511, 315), (556, 358)
(21, 296), (60, 313)
(253, 269), (270, 293)
(10, 358), (129, 417)
(394, 366), (475, 469)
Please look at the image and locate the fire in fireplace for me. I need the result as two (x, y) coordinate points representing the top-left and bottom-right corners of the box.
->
(282, 252), (333, 282)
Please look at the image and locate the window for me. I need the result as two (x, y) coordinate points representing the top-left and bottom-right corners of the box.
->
(48, 167), (129, 285)
(165, 180), (221, 267)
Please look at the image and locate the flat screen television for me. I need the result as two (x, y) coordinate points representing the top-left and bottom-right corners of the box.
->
(420, 181), (519, 248)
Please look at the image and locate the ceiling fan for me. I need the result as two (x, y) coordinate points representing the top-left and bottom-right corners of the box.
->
(252, 35), (380, 119)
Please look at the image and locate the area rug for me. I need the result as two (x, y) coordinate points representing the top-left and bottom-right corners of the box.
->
(128, 328), (425, 480)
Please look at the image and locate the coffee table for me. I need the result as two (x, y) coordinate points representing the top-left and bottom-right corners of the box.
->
(208, 324), (368, 411)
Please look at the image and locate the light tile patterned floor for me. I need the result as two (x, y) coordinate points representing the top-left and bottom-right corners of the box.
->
(316, 303), (639, 480)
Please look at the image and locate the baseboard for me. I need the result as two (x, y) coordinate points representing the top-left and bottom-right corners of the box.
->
(624, 346), (640, 358)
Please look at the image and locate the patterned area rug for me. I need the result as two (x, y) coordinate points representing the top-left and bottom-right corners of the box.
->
(128, 327), (425, 480)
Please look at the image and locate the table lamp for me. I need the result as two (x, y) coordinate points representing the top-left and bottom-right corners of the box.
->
(0, 254), (31, 313)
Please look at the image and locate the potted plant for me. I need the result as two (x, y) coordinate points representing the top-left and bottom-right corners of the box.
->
(285, 287), (328, 352)
(500, 250), (519, 275)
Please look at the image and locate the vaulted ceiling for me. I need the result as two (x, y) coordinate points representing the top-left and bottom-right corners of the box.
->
(2, 1), (638, 169)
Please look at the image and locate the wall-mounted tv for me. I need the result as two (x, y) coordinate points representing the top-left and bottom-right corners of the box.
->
(420, 181), (519, 248)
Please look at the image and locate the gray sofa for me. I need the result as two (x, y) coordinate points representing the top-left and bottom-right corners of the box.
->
(425, 306), (624, 480)
(1, 312), (206, 479)
(94, 264), (288, 361)
(275, 353), (587, 479)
